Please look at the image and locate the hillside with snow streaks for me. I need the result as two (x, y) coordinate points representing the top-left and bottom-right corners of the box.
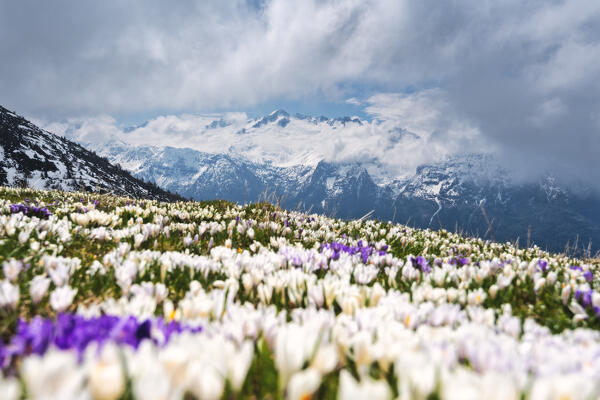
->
(0, 106), (181, 202)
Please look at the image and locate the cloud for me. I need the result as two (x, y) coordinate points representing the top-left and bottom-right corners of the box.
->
(47, 115), (123, 144)
(0, 0), (403, 116)
(2, 0), (599, 187)
(345, 98), (361, 106)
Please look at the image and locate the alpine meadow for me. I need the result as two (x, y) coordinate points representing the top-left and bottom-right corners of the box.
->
(1, 1), (600, 399)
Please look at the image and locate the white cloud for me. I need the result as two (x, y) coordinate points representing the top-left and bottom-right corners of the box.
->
(0, 0), (406, 115)
(3, 0), (600, 187)
(365, 91), (445, 137)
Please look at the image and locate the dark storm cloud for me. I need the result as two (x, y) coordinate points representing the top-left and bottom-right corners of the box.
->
(1, 0), (599, 186)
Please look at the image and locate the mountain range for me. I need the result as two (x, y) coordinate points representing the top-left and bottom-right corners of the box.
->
(59, 110), (600, 255)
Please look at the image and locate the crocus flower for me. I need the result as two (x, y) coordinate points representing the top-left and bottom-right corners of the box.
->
(21, 349), (86, 399)
(338, 370), (390, 400)
(49, 286), (77, 312)
(87, 343), (126, 400)
(287, 368), (322, 400)
(411, 256), (431, 273)
(0, 280), (19, 309)
(2, 259), (23, 282)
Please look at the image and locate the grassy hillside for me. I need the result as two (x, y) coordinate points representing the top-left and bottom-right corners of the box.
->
(0, 186), (598, 399)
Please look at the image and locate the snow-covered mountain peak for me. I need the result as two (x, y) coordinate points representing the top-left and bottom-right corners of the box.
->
(268, 109), (289, 117)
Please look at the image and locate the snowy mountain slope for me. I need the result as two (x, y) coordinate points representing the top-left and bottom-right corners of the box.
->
(0, 106), (181, 202)
(389, 156), (600, 252)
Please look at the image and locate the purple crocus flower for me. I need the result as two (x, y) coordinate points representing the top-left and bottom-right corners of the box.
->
(575, 289), (594, 308)
(583, 270), (594, 283)
(321, 241), (387, 264)
(0, 314), (202, 366)
(582, 291), (593, 308)
(411, 256), (431, 273)
(9, 203), (52, 219)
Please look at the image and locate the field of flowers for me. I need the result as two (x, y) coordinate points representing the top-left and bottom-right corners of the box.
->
(0, 186), (599, 399)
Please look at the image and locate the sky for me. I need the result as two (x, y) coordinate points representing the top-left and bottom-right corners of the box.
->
(1, 0), (599, 187)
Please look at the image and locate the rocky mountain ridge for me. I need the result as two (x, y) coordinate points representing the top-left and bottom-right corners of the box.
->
(0, 106), (181, 202)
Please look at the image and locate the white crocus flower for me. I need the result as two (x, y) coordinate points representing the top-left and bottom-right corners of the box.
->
(0, 374), (20, 400)
(547, 271), (557, 285)
(338, 370), (390, 400)
(21, 349), (87, 400)
(18, 229), (30, 244)
(561, 285), (571, 305)
(352, 331), (374, 368)
(185, 362), (224, 400)
(369, 283), (385, 307)
(440, 367), (481, 400)
(308, 282), (325, 308)
(467, 288), (486, 306)
(529, 374), (595, 400)
(131, 345), (179, 400)
(480, 372), (520, 400)
(154, 282), (168, 303)
(134, 233), (145, 249)
(310, 344), (338, 375)
(446, 288), (458, 303)
(0, 280), (19, 309)
(225, 340), (254, 392)
(396, 352), (436, 400)
(593, 291), (600, 308)
(47, 263), (71, 287)
(49, 285), (77, 312)
(87, 344), (126, 400)
(287, 368), (322, 400)
(568, 301), (588, 322)
(488, 284), (499, 299)
(159, 344), (189, 386)
(115, 260), (137, 294)
(2, 259), (22, 281)
(275, 325), (311, 388)
(534, 277), (546, 292)
(29, 275), (51, 304)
